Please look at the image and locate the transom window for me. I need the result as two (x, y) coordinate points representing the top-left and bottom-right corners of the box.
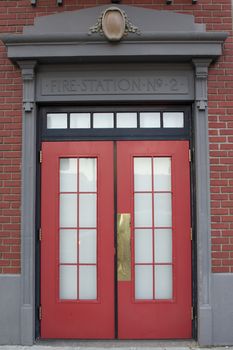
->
(47, 111), (184, 130)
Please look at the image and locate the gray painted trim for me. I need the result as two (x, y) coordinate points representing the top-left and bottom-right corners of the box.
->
(192, 59), (213, 346)
(0, 275), (20, 345)
(18, 60), (37, 346)
(212, 273), (233, 345)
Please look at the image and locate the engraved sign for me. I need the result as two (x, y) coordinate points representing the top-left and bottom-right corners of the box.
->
(41, 73), (189, 96)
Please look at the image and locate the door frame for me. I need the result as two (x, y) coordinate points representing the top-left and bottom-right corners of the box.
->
(36, 105), (194, 339)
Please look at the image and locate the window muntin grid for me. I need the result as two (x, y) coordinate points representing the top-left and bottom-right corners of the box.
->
(59, 157), (97, 300)
(133, 157), (173, 300)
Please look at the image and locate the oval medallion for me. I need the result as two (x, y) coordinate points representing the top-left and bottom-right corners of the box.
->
(102, 7), (125, 42)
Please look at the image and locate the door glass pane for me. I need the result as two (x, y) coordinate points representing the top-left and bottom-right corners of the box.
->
(70, 113), (91, 129)
(60, 158), (77, 192)
(154, 265), (172, 299)
(60, 265), (77, 299)
(140, 112), (160, 128)
(163, 112), (184, 128)
(79, 230), (96, 263)
(79, 158), (97, 192)
(79, 266), (97, 300)
(47, 113), (67, 129)
(135, 229), (153, 263)
(135, 265), (153, 299)
(153, 158), (171, 191)
(60, 194), (77, 227)
(60, 229), (77, 263)
(93, 113), (114, 128)
(154, 193), (172, 227)
(134, 158), (152, 192)
(116, 113), (137, 128)
(79, 194), (96, 228)
(134, 193), (152, 227)
(154, 229), (172, 263)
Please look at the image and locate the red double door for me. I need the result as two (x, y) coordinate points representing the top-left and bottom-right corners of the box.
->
(41, 141), (192, 339)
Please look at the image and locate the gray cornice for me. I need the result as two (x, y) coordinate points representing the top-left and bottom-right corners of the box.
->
(0, 5), (228, 64)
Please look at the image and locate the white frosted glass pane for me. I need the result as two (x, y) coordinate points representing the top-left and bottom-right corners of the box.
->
(135, 265), (153, 299)
(140, 112), (160, 128)
(60, 158), (77, 192)
(60, 265), (77, 300)
(155, 265), (173, 299)
(47, 113), (67, 129)
(163, 112), (184, 128)
(60, 230), (77, 263)
(155, 229), (172, 263)
(79, 158), (97, 192)
(79, 230), (96, 263)
(153, 158), (171, 191)
(79, 266), (97, 300)
(93, 113), (114, 128)
(135, 229), (153, 263)
(134, 193), (152, 227)
(79, 194), (96, 228)
(154, 193), (172, 227)
(117, 113), (137, 128)
(70, 113), (90, 129)
(60, 194), (77, 227)
(134, 158), (152, 191)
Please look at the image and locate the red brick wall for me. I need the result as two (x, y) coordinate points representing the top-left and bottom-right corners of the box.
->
(0, 0), (232, 273)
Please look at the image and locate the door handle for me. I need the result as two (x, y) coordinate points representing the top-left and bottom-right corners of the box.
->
(117, 213), (131, 281)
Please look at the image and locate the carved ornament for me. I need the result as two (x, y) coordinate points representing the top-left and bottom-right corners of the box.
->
(89, 7), (140, 41)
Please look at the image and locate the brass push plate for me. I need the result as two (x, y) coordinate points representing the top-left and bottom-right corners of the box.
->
(117, 213), (131, 281)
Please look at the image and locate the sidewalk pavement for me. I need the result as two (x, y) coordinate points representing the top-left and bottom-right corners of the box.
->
(0, 340), (232, 350)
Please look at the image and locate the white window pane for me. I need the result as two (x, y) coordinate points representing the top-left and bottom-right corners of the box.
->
(70, 113), (90, 129)
(135, 229), (153, 263)
(60, 229), (77, 264)
(60, 158), (77, 192)
(60, 265), (77, 300)
(47, 113), (67, 129)
(79, 266), (97, 300)
(155, 265), (173, 299)
(79, 158), (97, 192)
(79, 230), (96, 263)
(134, 193), (152, 227)
(79, 194), (96, 228)
(93, 113), (114, 128)
(140, 112), (160, 128)
(154, 193), (172, 227)
(135, 265), (153, 299)
(163, 112), (184, 128)
(153, 157), (171, 191)
(60, 194), (77, 228)
(155, 229), (172, 263)
(116, 113), (137, 128)
(134, 158), (152, 192)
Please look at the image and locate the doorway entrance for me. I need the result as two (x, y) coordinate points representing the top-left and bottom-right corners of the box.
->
(40, 139), (192, 339)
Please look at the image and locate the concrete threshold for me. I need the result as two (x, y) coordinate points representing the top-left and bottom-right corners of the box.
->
(0, 340), (232, 350)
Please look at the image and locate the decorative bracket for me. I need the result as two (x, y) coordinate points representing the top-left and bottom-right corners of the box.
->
(18, 60), (37, 113)
(193, 59), (212, 112)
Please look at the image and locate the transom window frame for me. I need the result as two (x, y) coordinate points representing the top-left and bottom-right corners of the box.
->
(40, 105), (191, 141)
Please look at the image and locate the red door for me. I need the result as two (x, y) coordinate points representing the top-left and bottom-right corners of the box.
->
(41, 142), (115, 338)
(117, 141), (192, 339)
(40, 140), (191, 339)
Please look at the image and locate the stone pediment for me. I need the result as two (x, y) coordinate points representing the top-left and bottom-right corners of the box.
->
(0, 5), (227, 63)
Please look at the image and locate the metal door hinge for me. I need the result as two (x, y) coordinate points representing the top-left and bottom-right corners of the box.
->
(39, 306), (42, 320)
(190, 227), (193, 241)
(189, 149), (192, 162)
(39, 228), (42, 241)
(39, 150), (42, 163)
(191, 306), (194, 320)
